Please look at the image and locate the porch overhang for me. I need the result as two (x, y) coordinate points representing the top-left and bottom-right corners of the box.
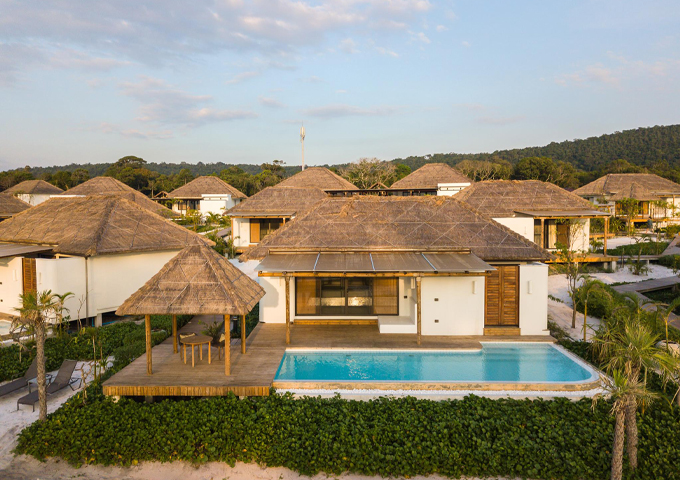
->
(228, 212), (295, 218)
(256, 251), (495, 276)
(0, 243), (54, 258)
(514, 209), (610, 218)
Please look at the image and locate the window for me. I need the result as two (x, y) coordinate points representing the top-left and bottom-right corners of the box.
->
(295, 277), (399, 316)
(249, 218), (283, 243)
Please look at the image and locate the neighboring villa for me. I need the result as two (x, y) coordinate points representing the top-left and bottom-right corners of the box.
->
(242, 195), (551, 337)
(226, 167), (357, 251)
(0, 195), (208, 326)
(166, 176), (246, 216)
(455, 180), (610, 253)
(0, 193), (30, 220)
(573, 173), (680, 226)
(62, 176), (177, 218)
(4, 179), (64, 205)
(389, 163), (472, 196)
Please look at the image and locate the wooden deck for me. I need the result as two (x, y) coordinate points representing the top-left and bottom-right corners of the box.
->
(103, 316), (555, 397)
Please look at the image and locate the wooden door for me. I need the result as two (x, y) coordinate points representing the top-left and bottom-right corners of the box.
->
(22, 258), (37, 295)
(556, 223), (569, 248)
(485, 265), (519, 327)
(249, 219), (260, 243)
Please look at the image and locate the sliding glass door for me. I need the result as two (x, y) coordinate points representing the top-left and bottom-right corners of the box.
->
(296, 277), (398, 316)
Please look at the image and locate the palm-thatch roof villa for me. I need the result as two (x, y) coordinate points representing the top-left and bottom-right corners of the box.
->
(0, 195), (208, 326)
(242, 195), (552, 338)
(4, 179), (64, 205)
(573, 173), (680, 226)
(166, 176), (247, 216)
(0, 193), (30, 220)
(389, 163), (472, 195)
(226, 167), (357, 251)
(455, 180), (610, 253)
(62, 176), (177, 218)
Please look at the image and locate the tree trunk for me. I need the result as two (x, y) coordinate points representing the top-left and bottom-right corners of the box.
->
(625, 395), (638, 470)
(583, 301), (588, 342)
(571, 300), (577, 329)
(36, 321), (47, 422)
(611, 409), (625, 480)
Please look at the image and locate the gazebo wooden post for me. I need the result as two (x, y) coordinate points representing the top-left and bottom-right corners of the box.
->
(241, 314), (246, 354)
(416, 277), (422, 346)
(172, 314), (178, 354)
(224, 314), (230, 376)
(603, 217), (609, 256)
(285, 275), (291, 345)
(145, 314), (152, 375)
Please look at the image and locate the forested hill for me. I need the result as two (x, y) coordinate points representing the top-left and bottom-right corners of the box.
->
(393, 125), (680, 172)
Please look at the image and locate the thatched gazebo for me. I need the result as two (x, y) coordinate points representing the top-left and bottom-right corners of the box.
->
(116, 244), (265, 376)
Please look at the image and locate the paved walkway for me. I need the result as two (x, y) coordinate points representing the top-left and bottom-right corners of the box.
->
(662, 234), (680, 256)
(611, 276), (680, 328)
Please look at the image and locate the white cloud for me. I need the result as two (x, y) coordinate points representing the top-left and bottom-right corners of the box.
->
(302, 104), (397, 118)
(461, 41), (471, 48)
(336, 89), (348, 94)
(48, 49), (131, 71)
(376, 46), (399, 57)
(119, 76), (257, 127)
(454, 103), (485, 111)
(226, 70), (262, 84)
(300, 75), (324, 83)
(259, 96), (286, 108)
(436, 25), (447, 32)
(93, 122), (174, 140)
(340, 38), (359, 54)
(410, 31), (431, 44)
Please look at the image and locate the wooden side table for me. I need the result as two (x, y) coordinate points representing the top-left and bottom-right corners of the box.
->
(179, 334), (213, 367)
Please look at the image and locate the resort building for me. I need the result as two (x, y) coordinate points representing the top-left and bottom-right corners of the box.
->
(3, 180), (64, 205)
(166, 176), (246, 216)
(0, 195), (208, 326)
(242, 195), (552, 337)
(455, 180), (610, 253)
(0, 193), (30, 220)
(573, 173), (680, 226)
(389, 163), (472, 196)
(226, 167), (357, 251)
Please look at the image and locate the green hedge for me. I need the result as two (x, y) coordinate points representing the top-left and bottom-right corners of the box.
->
(13, 388), (680, 479)
(0, 315), (192, 382)
(608, 241), (669, 256)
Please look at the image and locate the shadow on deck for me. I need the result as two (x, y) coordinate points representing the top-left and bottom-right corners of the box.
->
(103, 316), (555, 397)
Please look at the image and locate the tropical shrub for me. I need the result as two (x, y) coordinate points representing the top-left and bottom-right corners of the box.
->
(609, 241), (669, 256)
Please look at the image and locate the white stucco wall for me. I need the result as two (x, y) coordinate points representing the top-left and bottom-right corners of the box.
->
(492, 217), (534, 242)
(232, 218), (251, 248)
(36, 257), (87, 321)
(259, 276), (287, 323)
(421, 276), (485, 335)
(200, 195), (239, 216)
(87, 250), (181, 317)
(16, 193), (53, 206)
(518, 263), (549, 336)
(0, 257), (24, 316)
(437, 183), (471, 196)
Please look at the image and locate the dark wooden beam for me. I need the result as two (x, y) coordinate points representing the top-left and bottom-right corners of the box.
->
(145, 314), (152, 375)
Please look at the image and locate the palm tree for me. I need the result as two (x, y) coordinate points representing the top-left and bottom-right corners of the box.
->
(651, 297), (680, 354)
(580, 278), (611, 342)
(593, 319), (678, 470)
(593, 370), (658, 480)
(14, 290), (60, 422)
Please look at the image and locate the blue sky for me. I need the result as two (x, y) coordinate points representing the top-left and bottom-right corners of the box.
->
(1, 0), (679, 170)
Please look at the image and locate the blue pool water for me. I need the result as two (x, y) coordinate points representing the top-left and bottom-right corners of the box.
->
(275, 344), (596, 383)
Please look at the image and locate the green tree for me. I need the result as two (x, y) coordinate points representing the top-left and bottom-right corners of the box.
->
(616, 198), (641, 235)
(394, 164), (411, 182)
(341, 158), (397, 188)
(14, 290), (61, 422)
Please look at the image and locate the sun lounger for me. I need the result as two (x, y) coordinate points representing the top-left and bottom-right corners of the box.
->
(0, 357), (38, 399)
(17, 359), (81, 412)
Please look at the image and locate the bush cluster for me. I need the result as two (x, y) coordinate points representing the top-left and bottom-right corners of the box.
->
(0, 315), (192, 382)
(608, 241), (669, 256)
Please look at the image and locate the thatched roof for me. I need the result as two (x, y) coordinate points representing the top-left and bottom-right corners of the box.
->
(62, 177), (176, 217)
(573, 174), (680, 201)
(455, 180), (598, 217)
(242, 195), (551, 262)
(0, 195), (210, 256)
(390, 163), (471, 189)
(225, 186), (328, 217)
(116, 244), (264, 316)
(0, 194), (30, 218)
(4, 180), (63, 195)
(277, 167), (358, 190)
(167, 176), (246, 199)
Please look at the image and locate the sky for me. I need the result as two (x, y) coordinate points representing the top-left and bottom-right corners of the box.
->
(1, 0), (680, 170)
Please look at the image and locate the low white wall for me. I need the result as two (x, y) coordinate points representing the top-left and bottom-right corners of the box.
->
(16, 193), (52, 206)
(200, 195), (239, 216)
(36, 257), (87, 321)
(518, 263), (549, 336)
(232, 218), (251, 248)
(492, 217), (534, 242)
(0, 257), (24, 316)
(88, 250), (180, 317)
(421, 277), (485, 335)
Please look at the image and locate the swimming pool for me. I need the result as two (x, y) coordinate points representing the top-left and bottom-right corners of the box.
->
(274, 343), (599, 389)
